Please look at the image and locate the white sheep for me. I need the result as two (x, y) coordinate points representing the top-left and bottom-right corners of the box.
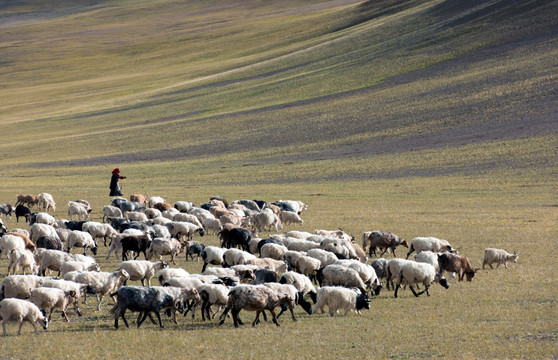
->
(117, 260), (168, 287)
(306, 248), (338, 267)
(102, 205), (123, 222)
(38, 249), (74, 276)
(29, 223), (59, 244)
(147, 196), (166, 208)
(280, 211), (304, 226)
(277, 200), (308, 214)
(37, 193), (56, 212)
(174, 201), (193, 213)
(260, 243), (288, 261)
(222, 248), (244, 267)
(393, 262), (449, 298)
(198, 283), (230, 321)
(315, 229), (353, 243)
(126, 211), (148, 222)
(72, 269), (130, 310)
(384, 258), (415, 290)
(245, 258), (287, 274)
(317, 264), (367, 293)
(1, 234), (29, 260)
(314, 286), (370, 316)
(278, 271), (317, 303)
(204, 218), (222, 235)
(82, 222), (119, 247)
(162, 208), (180, 220)
(173, 213), (204, 228)
(147, 238), (184, 265)
(0, 275), (45, 299)
(40, 278), (90, 315)
(157, 267), (190, 285)
(151, 224), (171, 239)
(251, 210), (283, 232)
(0, 298), (48, 335)
(334, 259), (382, 295)
(34, 212), (56, 226)
(169, 221), (204, 241)
(232, 250), (257, 267)
(295, 256), (322, 282)
(7, 249), (38, 275)
(284, 230), (314, 239)
(248, 237), (263, 254)
(59, 260), (100, 277)
(66, 230), (97, 256)
(145, 208), (162, 219)
(202, 267), (240, 282)
(287, 239), (321, 252)
(406, 237), (454, 258)
(482, 248), (519, 269)
(320, 237), (358, 260)
(150, 216), (173, 226)
(29, 287), (78, 322)
(201, 246), (227, 272)
(67, 201), (90, 221)
(283, 250), (307, 270)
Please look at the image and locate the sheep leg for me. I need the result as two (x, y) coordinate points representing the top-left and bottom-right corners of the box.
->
(252, 311), (262, 327)
(232, 309), (241, 328)
(137, 312), (149, 328)
(394, 283), (401, 298)
(61, 308), (70, 322)
(17, 320), (25, 336)
(120, 309), (130, 328)
(218, 307), (230, 326)
(201, 300), (208, 321)
(410, 285), (421, 297)
(2, 321), (7, 336)
(154, 311), (164, 328)
(288, 307), (296, 322)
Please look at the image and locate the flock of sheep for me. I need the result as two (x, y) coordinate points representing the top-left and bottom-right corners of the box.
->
(0, 192), (519, 335)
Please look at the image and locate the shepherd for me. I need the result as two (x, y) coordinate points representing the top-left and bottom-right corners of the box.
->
(109, 168), (126, 197)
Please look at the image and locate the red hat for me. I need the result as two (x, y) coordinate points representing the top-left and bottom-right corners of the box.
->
(112, 168), (120, 175)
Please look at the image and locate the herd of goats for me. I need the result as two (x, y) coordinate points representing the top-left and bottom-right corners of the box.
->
(0, 192), (519, 335)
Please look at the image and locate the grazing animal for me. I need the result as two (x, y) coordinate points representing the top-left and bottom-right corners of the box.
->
(482, 248), (519, 269)
(0, 204), (13, 219)
(317, 265), (367, 295)
(314, 286), (370, 317)
(0, 298), (48, 336)
(14, 205), (31, 223)
(406, 237), (454, 259)
(110, 286), (182, 329)
(364, 231), (408, 257)
(117, 260), (168, 287)
(438, 253), (477, 281)
(29, 288), (77, 322)
(15, 194), (39, 208)
(37, 193), (56, 212)
(218, 284), (294, 328)
(394, 262), (449, 298)
(219, 227), (251, 252)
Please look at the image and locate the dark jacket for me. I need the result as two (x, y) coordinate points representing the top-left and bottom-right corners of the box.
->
(110, 173), (124, 196)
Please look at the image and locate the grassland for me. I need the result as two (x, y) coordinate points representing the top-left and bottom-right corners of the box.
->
(0, 0), (556, 358)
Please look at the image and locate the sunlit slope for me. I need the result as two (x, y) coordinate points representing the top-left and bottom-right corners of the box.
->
(0, 0), (556, 180)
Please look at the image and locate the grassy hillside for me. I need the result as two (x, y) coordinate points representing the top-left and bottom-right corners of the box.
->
(0, 0), (556, 358)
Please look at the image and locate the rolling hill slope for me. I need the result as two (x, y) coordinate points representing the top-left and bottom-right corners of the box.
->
(0, 0), (556, 186)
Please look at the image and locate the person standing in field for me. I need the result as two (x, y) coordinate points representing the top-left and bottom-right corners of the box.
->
(109, 168), (126, 196)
